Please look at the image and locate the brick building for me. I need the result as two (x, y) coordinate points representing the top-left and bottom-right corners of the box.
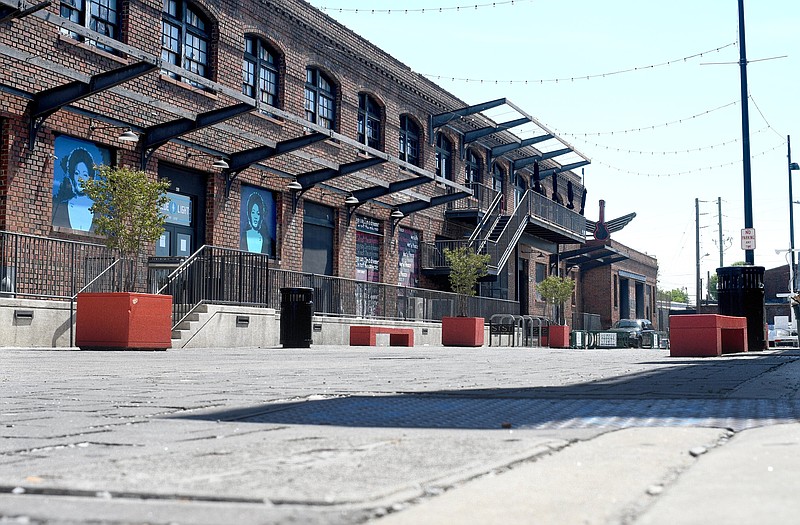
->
(0, 0), (658, 330)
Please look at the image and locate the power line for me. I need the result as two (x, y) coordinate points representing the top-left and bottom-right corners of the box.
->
(422, 42), (736, 85)
(315, 0), (534, 14)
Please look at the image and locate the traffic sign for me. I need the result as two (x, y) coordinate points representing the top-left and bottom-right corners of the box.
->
(741, 228), (756, 250)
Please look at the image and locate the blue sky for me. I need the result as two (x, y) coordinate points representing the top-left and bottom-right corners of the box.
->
(306, 0), (800, 301)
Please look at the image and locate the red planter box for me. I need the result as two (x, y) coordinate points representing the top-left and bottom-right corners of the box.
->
(76, 292), (173, 350)
(442, 316), (485, 347)
(548, 325), (570, 348)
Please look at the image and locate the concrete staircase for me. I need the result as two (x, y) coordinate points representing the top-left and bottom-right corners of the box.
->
(170, 303), (209, 347)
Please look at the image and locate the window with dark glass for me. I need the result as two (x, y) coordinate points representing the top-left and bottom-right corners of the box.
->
(161, 0), (211, 87)
(435, 132), (453, 181)
(465, 149), (482, 185)
(514, 172), (527, 207)
(305, 68), (335, 130)
(358, 93), (382, 150)
(243, 35), (279, 110)
(60, 0), (120, 52)
(399, 115), (420, 166)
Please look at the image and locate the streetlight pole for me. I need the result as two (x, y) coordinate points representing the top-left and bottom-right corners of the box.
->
(788, 135), (800, 292)
(738, 0), (755, 265)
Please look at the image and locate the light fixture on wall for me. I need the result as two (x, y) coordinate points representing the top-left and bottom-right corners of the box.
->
(89, 121), (140, 142)
(287, 179), (303, 191)
(390, 208), (404, 236)
(186, 150), (229, 169)
(344, 194), (359, 206)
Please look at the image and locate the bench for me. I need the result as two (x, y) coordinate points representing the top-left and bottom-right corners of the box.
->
(350, 326), (414, 347)
(669, 314), (748, 357)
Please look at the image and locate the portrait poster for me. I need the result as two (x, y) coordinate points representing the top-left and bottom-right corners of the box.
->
(52, 135), (113, 232)
(239, 185), (276, 256)
(397, 227), (420, 288)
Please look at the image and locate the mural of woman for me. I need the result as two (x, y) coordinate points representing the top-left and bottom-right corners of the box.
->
(52, 147), (97, 231)
(241, 191), (271, 254)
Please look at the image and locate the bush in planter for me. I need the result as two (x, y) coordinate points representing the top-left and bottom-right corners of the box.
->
(83, 165), (170, 291)
(440, 246), (490, 347)
(536, 275), (575, 325)
(76, 165), (172, 350)
(443, 245), (490, 316)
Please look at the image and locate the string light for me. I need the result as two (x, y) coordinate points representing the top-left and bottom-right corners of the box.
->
(571, 126), (770, 156)
(317, 0), (531, 14)
(422, 42), (736, 85)
(552, 98), (741, 137)
(592, 141), (785, 178)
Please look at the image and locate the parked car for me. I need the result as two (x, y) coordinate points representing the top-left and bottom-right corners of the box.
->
(768, 328), (799, 348)
(608, 319), (657, 348)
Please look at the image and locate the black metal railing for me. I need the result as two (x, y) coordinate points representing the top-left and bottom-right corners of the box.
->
(530, 191), (586, 236)
(0, 230), (122, 299)
(447, 182), (499, 213)
(156, 245), (270, 328)
(269, 269), (518, 321)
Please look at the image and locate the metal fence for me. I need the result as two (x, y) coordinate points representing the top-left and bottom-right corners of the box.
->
(269, 269), (519, 321)
(155, 245), (270, 327)
(0, 230), (123, 299)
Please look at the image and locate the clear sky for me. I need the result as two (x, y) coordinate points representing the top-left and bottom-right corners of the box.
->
(306, 0), (800, 302)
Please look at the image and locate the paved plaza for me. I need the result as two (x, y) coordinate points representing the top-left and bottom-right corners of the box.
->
(2, 345), (800, 524)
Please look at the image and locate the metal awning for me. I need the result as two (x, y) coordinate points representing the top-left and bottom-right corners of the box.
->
(555, 241), (630, 272)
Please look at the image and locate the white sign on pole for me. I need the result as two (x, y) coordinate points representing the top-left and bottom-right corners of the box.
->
(741, 228), (756, 250)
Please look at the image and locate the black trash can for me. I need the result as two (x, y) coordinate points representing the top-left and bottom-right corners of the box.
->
(280, 287), (314, 348)
(716, 266), (766, 351)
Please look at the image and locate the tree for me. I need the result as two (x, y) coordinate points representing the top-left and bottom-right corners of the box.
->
(707, 273), (718, 301)
(84, 165), (170, 291)
(443, 246), (490, 316)
(666, 288), (689, 303)
(537, 275), (575, 324)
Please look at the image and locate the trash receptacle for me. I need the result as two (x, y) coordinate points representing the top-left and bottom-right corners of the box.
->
(570, 330), (588, 349)
(280, 287), (314, 348)
(717, 265), (766, 351)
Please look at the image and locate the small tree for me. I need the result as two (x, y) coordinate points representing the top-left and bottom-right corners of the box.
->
(84, 165), (170, 292)
(443, 245), (490, 316)
(537, 275), (575, 324)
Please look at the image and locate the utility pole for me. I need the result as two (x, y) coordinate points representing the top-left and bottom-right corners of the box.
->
(789, 136), (796, 291)
(718, 197), (724, 269)
(738, 0), (755, 265)
(696, 198), (701, 311)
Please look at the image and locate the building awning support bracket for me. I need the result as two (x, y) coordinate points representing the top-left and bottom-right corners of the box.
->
(513, 147), (573, 171)
(0, 0), (50, 24)
(346, 176), (431, 224)
(222, 132), (326, 198)
(141, 102), (253, 169)
(292, 157), (386, 212)
(539, 160), (591, 179)
(27, 60), (156, 149)
(392, 191), (470, 235)
(488, 134), (553, 167)
(428, 98), (506, 145)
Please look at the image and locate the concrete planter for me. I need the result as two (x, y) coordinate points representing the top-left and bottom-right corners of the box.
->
(76, 292), (172, 350)
(442, 316), (485, 347)
(548, 325), (570, 348)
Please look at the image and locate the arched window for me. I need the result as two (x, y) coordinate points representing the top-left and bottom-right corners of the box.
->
(399, 115), (420, 166)
(161, 0), (211, 87)
(492, 163), (505, 210)
(358, 93), (382, 150)
(435, 132), (453, 181)
(514, 172), (527, 207)
(305, 68), (335, 130)
(243, 35), (279, 110)
(465, 149), (482, 186)
(60, 0), (120, 52)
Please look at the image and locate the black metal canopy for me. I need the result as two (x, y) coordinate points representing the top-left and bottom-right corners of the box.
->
(392, 191), (471, 234)
(295, 157), (386, 190)
(554, 242), (630, 272)
(0, 0), (49, 23)
(539, 160), (591, 179)
(28, 60), (157, 148)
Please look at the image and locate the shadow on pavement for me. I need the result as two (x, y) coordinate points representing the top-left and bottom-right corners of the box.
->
(174, 351), (800, 431)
